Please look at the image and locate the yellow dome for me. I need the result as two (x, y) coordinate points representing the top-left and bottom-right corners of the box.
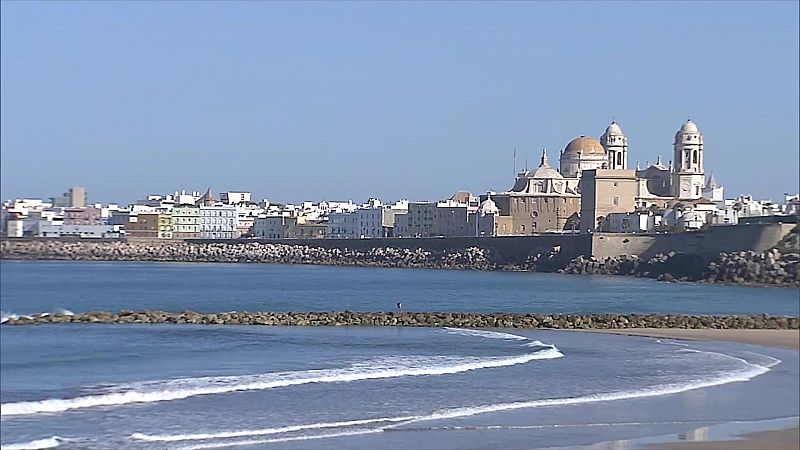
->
(563, 136), (605, 155)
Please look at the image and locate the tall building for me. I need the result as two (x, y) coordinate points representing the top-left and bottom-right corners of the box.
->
(51, 187), (87, 208)
(671, 119), (705, 199)
(579, 169), (638, 232)
(600, 121), (628, 170)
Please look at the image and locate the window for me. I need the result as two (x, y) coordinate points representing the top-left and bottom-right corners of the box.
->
(693, 150), (698, 164)
(613, 181), (618, 187)
(613, 197), (619, 206)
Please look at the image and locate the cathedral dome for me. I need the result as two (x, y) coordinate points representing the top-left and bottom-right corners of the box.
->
(679, 119), (699, 134)
(605, 121), (624, 135)
(563, 136), (605, 156)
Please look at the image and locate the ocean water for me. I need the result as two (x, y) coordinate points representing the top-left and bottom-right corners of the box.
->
(1, 261), (799, 449)
(1, 260), (799, 316)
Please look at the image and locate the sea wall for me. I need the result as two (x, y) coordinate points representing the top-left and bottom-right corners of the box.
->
(2, 230), (799, 286)
(560, 248), (800, 287)
(591, 223), (796, 259)
(2, 310), (798, 329)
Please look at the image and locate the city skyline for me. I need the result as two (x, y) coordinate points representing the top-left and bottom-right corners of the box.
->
(1, 1), (798, 204)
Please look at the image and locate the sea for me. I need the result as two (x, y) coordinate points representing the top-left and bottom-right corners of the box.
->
(1, 260), (799, 450)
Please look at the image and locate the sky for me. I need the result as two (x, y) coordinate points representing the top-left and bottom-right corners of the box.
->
(1, 1), (798, 205)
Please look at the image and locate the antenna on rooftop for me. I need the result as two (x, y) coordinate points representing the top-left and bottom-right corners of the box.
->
(513, 148), (517, 175)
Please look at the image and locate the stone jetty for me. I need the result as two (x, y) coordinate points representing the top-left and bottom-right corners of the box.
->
(2, 310), (798, 329)
(0, 239), (494, 270)
(1, 238), (798, 286)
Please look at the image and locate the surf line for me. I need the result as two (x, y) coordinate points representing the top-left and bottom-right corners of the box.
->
(1, 347), (563, 417)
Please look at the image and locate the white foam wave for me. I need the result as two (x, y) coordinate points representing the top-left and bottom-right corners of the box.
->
(0, 311), (19, 324)
(0, 309), (73, 324)
(130, 416), (415, 442)
(130, 348), (778, 449)
(393, 351), (779, 426)
(442, 328), (528, 341)
(1, 348), (563, 417)
(0, 437), (62, 450)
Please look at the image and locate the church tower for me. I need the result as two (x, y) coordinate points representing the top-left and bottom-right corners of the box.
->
(600, 121), (628, 170)
(671, 119), (705, 199)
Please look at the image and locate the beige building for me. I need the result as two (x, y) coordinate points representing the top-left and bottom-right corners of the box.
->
(579, 169), (638, 232)
(489, 150), (582, 234)
(126, 213), (172, 239)
(252, 215), (297, 239)
(294, 223), (328, 239)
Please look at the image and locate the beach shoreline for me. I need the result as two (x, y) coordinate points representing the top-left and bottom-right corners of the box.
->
(575, 328), (799, 450)
(579, 328), (800, 350)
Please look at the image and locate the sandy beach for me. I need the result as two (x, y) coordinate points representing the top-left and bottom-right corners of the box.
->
(585, 328), (799, 350)
(582, 328), (799, 450)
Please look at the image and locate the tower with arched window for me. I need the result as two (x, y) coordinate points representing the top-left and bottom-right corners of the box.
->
(671, 119), (705, 199)
(600, 121), (628, 170)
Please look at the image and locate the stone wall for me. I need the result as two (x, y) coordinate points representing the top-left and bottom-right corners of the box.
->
(3, 310), (797, 329)
(2, 224), (798, 287)
(591, 223), (796, 260)
(560, 248), (800, 287)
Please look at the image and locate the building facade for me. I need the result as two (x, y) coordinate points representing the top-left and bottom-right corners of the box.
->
(252, 215), (298, 239)
(490, 150), (582, 234)
(579, 169), (638, 232)
(172, 205), (201, 239)
(199, 205), (238, 239)
(63, 207), (102, 225)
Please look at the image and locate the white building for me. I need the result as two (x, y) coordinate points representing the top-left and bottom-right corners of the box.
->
(38, 224), (124, 238)
(327, 212), (359, 239)
(200, 205), (238, 239)
(600, 121), (628, 170)
(671, 120), (706, 200)
(252, 215), (297, 239)
(221, 192), (252, 205)
(606, 211), (662, 233)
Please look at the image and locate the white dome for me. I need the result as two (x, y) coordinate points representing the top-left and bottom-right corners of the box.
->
(605, 121), (624, 135)
(479, 198), (499, 215)
(679, 119), (699, 134)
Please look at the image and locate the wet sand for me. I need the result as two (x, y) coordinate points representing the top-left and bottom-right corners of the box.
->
(583, 328), (799, 350)
(580, 328), (798, 450)
(651, 426), (799, 450)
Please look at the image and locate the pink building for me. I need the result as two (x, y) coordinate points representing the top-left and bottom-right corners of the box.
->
(63, 207), (102, 225)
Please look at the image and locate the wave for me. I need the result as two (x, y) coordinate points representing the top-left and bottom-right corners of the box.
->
(131, 349), (779, 449)
(0, 309), (73, 323)
(130, 417), (415, 442)
(1, 348), (563, 417)
(393, 350), (779, 425)
(0, 437), (63, 450)
(442, 328), (528, 341)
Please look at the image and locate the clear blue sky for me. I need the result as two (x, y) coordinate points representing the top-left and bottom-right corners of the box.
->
(1, 1), (798, 205)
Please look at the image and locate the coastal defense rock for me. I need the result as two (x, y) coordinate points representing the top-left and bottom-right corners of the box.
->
(2, 310), (798, 330)
(1, 239), (798, 287)
(560, 249), (799, 287)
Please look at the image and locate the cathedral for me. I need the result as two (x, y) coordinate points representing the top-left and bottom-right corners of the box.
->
(480, 119), (719, 234)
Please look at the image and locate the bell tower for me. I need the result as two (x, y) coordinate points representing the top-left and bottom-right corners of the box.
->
(600, 121), (628, 170)
(671, 119), (705, 199)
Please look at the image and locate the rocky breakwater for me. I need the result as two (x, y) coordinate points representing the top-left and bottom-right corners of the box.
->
(0, 239), (495, 270)
(560, 248), (800, 287)
(2, 310), (798, 330)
